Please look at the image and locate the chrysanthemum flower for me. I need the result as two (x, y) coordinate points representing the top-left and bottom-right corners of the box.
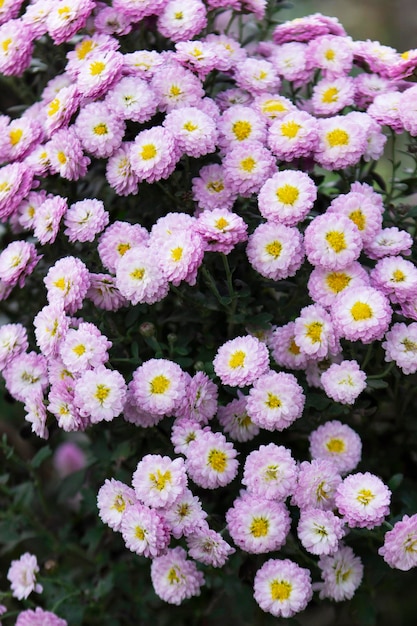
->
(0, 241), (41, 289)
(179, 371), (218, 424)
(33, 195), (67, 245)
(309, 420), (362, 474)
(43, 84), (81, 138)
(97, 478), (137, 532)
(311, 76), (355, 115)
(217, 394), (260, 442)
(307, 34), (354, 78)
(106, 142), (139, 197)
(113, 0), (167, 22)
(7, 553), (43, 600)
(379, 513), (417, 571)
(162, 487), (207, 538)
(116, 245), (169, 306)
(2, 116), (42, 162)
(132, 454), (187, 509)
(218, 104), (266, 150)
(75, 101), (126, 159)
(59, 325), (111, 374)
(163, 106), (218, 158)
(130, 358), (186, 417)
(0, 162), (34, 222)
(156, 228), (204, 287)
(65, 33), (119, 78)
(314, 113), (369, 170)
(98, 220), (149, 274)
(273, 13), (346, 45)
(246, 221), (304, 281)
(151, 61), (204, 112)
(367, 91), (404, 133)
(321, 360), (367, 404)
(331, 285), (392, 344)
(174, 40), (222, 78)
(16, 190), (47, 232)
(195, 208), (248, 254)
(3, 351), (48, 403)
(383, 322), (417, 374)
(15, 607), (67, 626)
(365, 226), (413, 260)
(242, 443), (298, 501)
(370, 256), (417, 304)
(268, 322), (309, 370)
(222, 141), (276, 197)
(64, 199), (109, 244)
(191, 163), (237, 212)
(398, 85), (417, 136)
(353, 39), (398, 77)
(150, 546), (205, 605)
(247, 370), (305, 431)
(307, 262), (369, 309)
(47, 380), (85, 432)
(104, 76), (158, 124)
(258, 170), (316, 226)
(33, 302), (69, 358)
(0, 323), (28, 372)
(94, 5), (132, 36)
(297, 508), (345, 555)
(185, 429), (239, 489)
(24, 390), (48, 439)
(213, 335), (269, 387)
(130, 126), (179, 183)
(234, 57), (280, 94)
(304, 213), (363, 270)
(157, 0), (207, 43)
(269, 41), (312, 84)
(0, 19), (34, 76)
(291, 458), (342, 511)
(73, 365), (127, 424)
(253, 93), (296, 126)
(318, 544), (363, 601)
(44, 256), (90, 314)
(226, 491), (291, 553)
(121, 502), (170, 558)
(0, 0), (24, 25)
(294, 304), (339, 360)
(47, 128), (91, 181)
(253, 558), (313, 618)
(335, 471), (391, 529)
(171, 417), (203, 455)
(186, 526), (235, 566)
(46, 0), (95, 45)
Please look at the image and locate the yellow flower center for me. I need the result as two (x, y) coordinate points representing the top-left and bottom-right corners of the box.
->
(322, 87), (339, 104)
(327, 128), (349, 147)
(57, 151), (67, 164)
(262, 99), (288, 117)
(111, 495), (126, 513)
(174, 11), (183, 19)
(316, 481), (329, 502)
(206, 180), (224, 193)
(207, 449), (227, 473)
(215, 217), (229, 230)
(276, 184), (299, 205)
(265, 393), (281, 409)
(228, 350), (245, 369)
(240, 156), (255, 172)
(288, 339), (301, 355)
(351, 302), (373, 321)
(169, 85), (182, 97)
(0, 181), (11, 193)
(150, 375), (171, 395)
(90, 60), (106, 76)
(95, 384), (110, 403)
(305, 321), (323, 343)
(325, 49), (336, 61)
(264, 464), (279, 481)
(130, 268), (145, 280)
(281, 120), (301, 138)
(265, 240), (282, 258)
(76, 39), (95, 60)
(178, 503), (190, 518)
(2, 38), (12, 52)
(117, 242), (131, 256)
(326, 230), (346, 253)
(48, 98), (61, 117)
(237, 412), (252, 428)
(349, 210), (366, 231)
(232, 120), (252, 141)
(183, 121), (198, 132)
(9, 128), (23, 146)
(167, 567), (181, 584)
(141, 144), (157, 160)
(93, 123), (108, 136)
(250, 517), (269, 537)
(326, 437), (345, 453)
(270, 580), (292, 602)
(73, 344), (86, 357)
(326, 271), (351, 294)
(402, 338), (417, 352)
(54, 277), (67, 291)
(392, 269), (406, 282)
(171, 247), (183, 262)
(149, 469), (172, 491)
(58, 6), (71, 17)
(356, 488), (375, 506)
(135, 526), (145, 540)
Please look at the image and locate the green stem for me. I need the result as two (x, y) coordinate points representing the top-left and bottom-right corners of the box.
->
(367, 361), (395, 379)
(202, 266), (224, 305)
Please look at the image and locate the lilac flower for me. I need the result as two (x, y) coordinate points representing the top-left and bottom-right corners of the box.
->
(253, 558), (313, 618)
(64, 199), (109, 243)
(321, 360), (367, 405)
(130, 358), (186, 417)
(0, 323), (28, 372)
(73, 365), (127, 424)
(150, 546), (205, 605)
(335, 472), (391, 529)
(297, 508), (345, 555)
(309, 420), (362, 474)
(185, 429), (239, 489)
(242, 443), (298, 501)
(379, 514), (417, 571)
(97, 478), (137, 532)
(186, 526), (235, 566)
(318, 544), (363, 601)
(132, 454), (187, 509)
(291, 459), (342, 511)
(121, 502), (171, 558)
(258, 169), (317, 226)
(247, 370), (305, 432)
(217, 394), (260, 442)
(213, 335), (269, 387)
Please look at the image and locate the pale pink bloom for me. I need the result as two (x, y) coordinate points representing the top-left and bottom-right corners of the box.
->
(116, 245), (169, 306)
(46, 0), (95, 45)
(163, 106), (218, 158)
(76, 48), (123, 99)
(43, 84), (81, 138)
(191, 163), (237, 212)
(121, 502), (170, 558)
(268, 322), (309, 371)
(0, 162), (34, 222)
(314, 113), (369, 170)
(53, 442), (86, 478)
(294, 304), (339, 360)
(272, 13), (346, 45)
(7, 553), (42, 600)
(218, 104), (266, 150)
(213, 335), (269, 388)
(367, 91), (404, 133)
(33, 195), (67, 245)
(104, 76), (158, 123)
(321, 360), (367, 405)
(365, 227), (413, 260)
(75, 101), (126, 159)
(86, 273), (127, 311)
(44, 256), (90, 314)
(2, 116), (43, 162)
(130, 126), (179, 183)
(398, 85), (417, 136)
(16, 608), (67, 626)
(217, 394), (260, 442)
(157, 0), (207, 43)
(64, 199), (109, 243)
(195, 208), (248, 254)
(253, 558), (313, 618)
(59, 325), (111, 374)
(0, 323), (28, 372)
(331, 285), (392, 344)
(268, 109), (318, 161)
(17, 190), (47, 232)
(247, 370), (305, 432)
(151, 61), (204, 112)
(47, 128), (91, 181)
(318, 544), (363, 601)
(162, 487), (207, 538)
(185, 429), (239, 489)
(132, 454), (187, 509)
(0, 19), (34, 76)
(180, 371), (218, 424)
(309, 420), (362, 474)
(47, 380), (85, 432)
(98, 220), (149, 274)
(307, 34), (354, 78)
(234, 57), (280, 94)
(335, 472), (391, 529)
(73, 365), (127, 424)
(3, 351), (48, 403)
(156, 229), (205, 287)
(94, 5), (132, 35)
(379, 513), (417, 571)
(186, 526), (235, 566)
(123, 381), (165, 429)
(246, 221), (304, 281)
(150, 546), (205, 605)
(65, 33), (119, 79)
(307, 262), (369, 309)
(291, 458), (342, 511)
(304, 213), (363, 270)
(270, 42), (311, 84)
(24, 390), (48, 439)
(311, 76), (355, 116)
(258, 170), (317, 226)
(242, 443), (298, 501)
(171, 417), (203, 455)
(130, 358), (186, 416)
(382, 322), (417, 374)
(113, 0), (167, 22)
(370, 256), (417, 304)
(297, 508), (345, 555)
(106, 142), (139, 196)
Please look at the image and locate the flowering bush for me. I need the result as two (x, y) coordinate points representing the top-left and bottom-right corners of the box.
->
(1, 1), (417, 624)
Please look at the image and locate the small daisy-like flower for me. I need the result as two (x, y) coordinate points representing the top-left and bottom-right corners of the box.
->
(86, 273), (126, 311)
(314, 113), (368, 171)
(150, 546), (205, 605)
(132, 454), (187, 509)
(47, 380), (85, 432)
(367, 91), (403, 133)
(3, 116), (42, 162)
(75, 101), (126, 159)
(48, 127), (91, 181)
(269, 322), (309, 371)
(272, 13), (346, 45)
(321, 360), (367, 405)
(123, 49), (164, 78)
(242, 443), (298, 501)
(311, 76), (355, 116)
(379, 513), (417, 571)
(116, 245), (169, 306)
(33, 302), (69, 359)
(247, 370), (305, 432)
(24, 390), (48, 439)
(213, 335), (269, 388)
(307, 34), (353, 78)
(304, 213), (363, 271)
(327, 189), (383, 244)
(246, 221), (304, 281)
(44, 256), (90, 315)
(185, 429), (239, 489)
(64, 199), (109, 243)
(123, 382), (165, 429)
(33, 195), (67, 245)
(331, 285), (392, 344)
(0, 241), (41, 289)
(17, 190), (47, 232)
(130, 358), (186, 417)
(73, 365), (127, 424)
(217, 394), (260, 442)
(121, 502), (170, 558)
(156, 228), (205, 287)
(234, 57), (280, 94)
(354, 72), (394, 108)
(258, 170), (317, 226)
(163, 106), (218, 158)
(186, 526), (235, 567)
(98, 220), (148, 274)
(76, 49), (123, 100)
(291, 458), (342, 511)
(222, 141), (276, 197)
(7, 553), (43, 600)
(297, 508), (345, 555)
(0, 0), (24, 25)
(253, 93), (296, 125)
(46, 0), (95, 45)
(0, 323), (28, 372)
(16, 607), (67, 626)
(309, 420), (362, 474)
(43, 84), (81, 138)
(94, 5), (132, 36)
(370, 256), (417, 304)
(157, 0), (207, 43)
(106, 142), (139, 197)
(171, 417), (203, 455)
(151, 62), (204, 112)
(113, 0), (167, 22)
(3, 351), (48, 403)
(162, 487), (207, 538)
(307, 262), (369, 309)
(335, 471), (391, 529)
(0, 19), (34, 76)
(253, 558), (313, 618)
(270, 41), (311, 84)
(318, 544), (363, 601)
(180, 371), (218, 424)
(97, 478), (137, 531)
(398, 85), (417, 136)
(365, 226), (413, 260)
(105, 76), (158, 124)
(294, 304), (339, 360)
(195, 208), (248, 255)
(59, 324), (111, 374)
(130, 126), (179, 183)
(226, 491), (291, 553)
(191, 163), (237, 212)
(218, 104), (266, 150)
(383, 322), (417, 374)
(0, 162), (34, 222)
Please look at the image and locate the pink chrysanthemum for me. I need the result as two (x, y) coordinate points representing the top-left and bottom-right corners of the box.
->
(163, 106), (218, 158)
(3, 351), (48, 403)
(130, 358), (186, 417)
(116, 245), (169, 306)
(43, 84), (81, 138)
(132, 454), (187, 509)
(370, 256), (417, 304)
(398, 85), (417, 136)
(76, 48), (123, 99)
(185, 429), (239, 489)
(268, 109), (318, 162)
(98, 221), (148, 274)
(2, 116), (42, 162)
(105, 142), (139, 197)
(123, 382), (165, 429)
(46, 0), (95, 45)
(121, 502), (170, 558)
(195, 208), (247, 254)
(218, 104), (266, 150)
(309, 420), (362, 474)
(335, 471), (391, 529)
(379, 513), (417, 571)
(64, 199), (109, 243)
(307, 34), (354, 78)
(217, 394), (260, 442)
(242, 443), (298, 501)
(321, 360), (367, 405)
(48, 127), (90, 181)
(157, 0), (207, 43)
(75, 101), (125, 159)
(24, 390), (48, 439)
(318, 545), (363, 601)
(171, 417), (203, 455)
(179, 371), (218, 424)
(0, 0), (24, 26)
(151, 62), (204, 112)
(150, 546), (205, 605)
(0, 162), (34, 222)
(222, 141), (276, 197)
(331, 285), (392, 344)
(0, 19), (34, 76)
(86, 273), (127, 311)
(0, 241), (41, 289)
(273, 13), (346, 45)
(365, 226), (413, 260)
(311, 76), (355, 116)
(234, 57), (280, 94)
(7, 553), (42, 600)
(113, 0), (166, 22)
(246, 221), (304, 281)
(155, 229), (204, 287)
(162, 487), (207, 538)
(191, 163), (237, 212)
(44, 256), (90, 314)
(16, 607), (67, 626)
(258, 170), (316, 226)
(213, 335), (269, 388)
(297, 508), (345, 555)
(269, 42), (311, 85)
(307, 262), (369, 309)
(0, 323), (28, 372)
(33, 302), (69, 359)
(47, 379), (85, 432)
(97, 478), (137, 532)
(94, 5), (132, 36)
(291, 458), (342, 511)
(253, 558), (313, 618)
(314, 113), (369, 170)
(367, 91), (404, 133)
(294, 304), (339, 361)
(73, 365), (126, 424)
(32, 195), (67, 245)
(59, 324), (111, 374)
(104, 76), (158, 124)
(247, 370), (305, 432)
(304, 213), (363, 270)
(130, 126), (179, 183)
(186, 526), (235, 566)
(268, 322), (309, 371)
(16, 190), (47, 232)
(382, 322), (417, 374)
(226, 491), (291, 553)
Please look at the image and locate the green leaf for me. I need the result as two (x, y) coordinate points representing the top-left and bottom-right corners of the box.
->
(366, 379), (389, 389)
(58, 469), (86, 503)
(305, 393), (331, 410)
(30, 445), (52, 469)
(388, 473), (404, 491)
